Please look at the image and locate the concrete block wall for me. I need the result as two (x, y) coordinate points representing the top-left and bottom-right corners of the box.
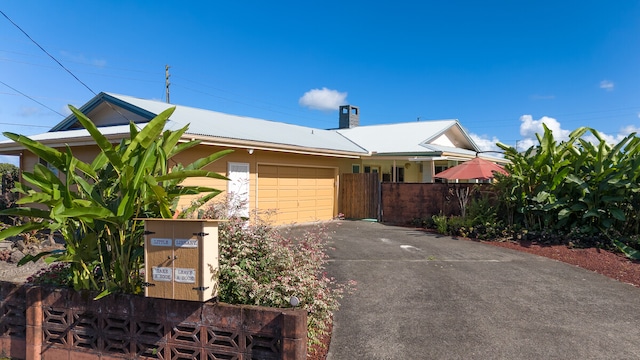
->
(0, 281), (307, 360)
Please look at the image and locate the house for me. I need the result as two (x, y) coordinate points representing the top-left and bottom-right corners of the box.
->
(0, 93), (504, 224)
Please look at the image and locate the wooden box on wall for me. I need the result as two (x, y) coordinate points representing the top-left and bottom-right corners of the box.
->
(141, 219), (221, 302)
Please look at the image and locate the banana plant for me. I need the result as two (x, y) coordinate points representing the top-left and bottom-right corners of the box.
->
(0, 106), (231, 298)
(497, 124), (640, 248)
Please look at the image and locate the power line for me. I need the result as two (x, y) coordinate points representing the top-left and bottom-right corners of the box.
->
(0, 10), (96, 96)
(0, 80), (65, 117)
(0, 121), (50, 129)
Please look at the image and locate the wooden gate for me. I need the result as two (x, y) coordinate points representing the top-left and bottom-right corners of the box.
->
(339, 173), (380, 220)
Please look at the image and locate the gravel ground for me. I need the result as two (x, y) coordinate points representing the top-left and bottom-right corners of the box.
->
(0, 257), (51, 283)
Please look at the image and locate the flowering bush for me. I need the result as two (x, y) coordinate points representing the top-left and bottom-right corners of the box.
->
(26, 263), (72, 286)
(192, 200), (356, 351)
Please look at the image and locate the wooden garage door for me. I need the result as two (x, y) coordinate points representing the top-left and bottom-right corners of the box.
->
(258, 165), (336, 224)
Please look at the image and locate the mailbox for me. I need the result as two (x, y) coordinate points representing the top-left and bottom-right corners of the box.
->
(140, 219), (221, 302)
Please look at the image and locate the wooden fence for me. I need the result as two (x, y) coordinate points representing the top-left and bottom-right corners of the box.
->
(339, 173), (380, 220)
(338, 176), (493, 225)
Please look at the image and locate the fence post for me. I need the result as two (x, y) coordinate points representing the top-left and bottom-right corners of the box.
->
(25, 285), (43, 360)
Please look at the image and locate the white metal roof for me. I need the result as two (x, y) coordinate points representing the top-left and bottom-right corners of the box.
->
(0, 92), (488, 159)
(336, 120), (479, 155)
(106, 94), (368, 154)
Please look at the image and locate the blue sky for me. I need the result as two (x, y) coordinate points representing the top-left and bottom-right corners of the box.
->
(1, 1), (639, 164)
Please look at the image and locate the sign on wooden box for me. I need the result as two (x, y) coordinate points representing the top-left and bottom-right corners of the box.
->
(141, 219), (221, 302)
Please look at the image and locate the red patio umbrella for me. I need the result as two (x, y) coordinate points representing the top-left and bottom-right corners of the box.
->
(434, 157), (508, 180)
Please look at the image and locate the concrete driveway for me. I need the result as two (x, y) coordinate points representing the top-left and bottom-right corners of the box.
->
(324, 220), (640, 359)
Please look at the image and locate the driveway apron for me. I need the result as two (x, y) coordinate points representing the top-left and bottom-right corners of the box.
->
(324, 221), (640, 360)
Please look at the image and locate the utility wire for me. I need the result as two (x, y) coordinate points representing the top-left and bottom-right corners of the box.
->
(0, 10), (96, 96)
(0, 80), (65, 117)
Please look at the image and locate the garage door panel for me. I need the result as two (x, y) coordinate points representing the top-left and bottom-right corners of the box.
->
(278, 200), (299, 208)
(316, 198), (334, 207)
(259, 165), (279, 176)
(258, 165), (336, 225)
(278, 167), (299, 176)
(258, 189), (279, 197)
(298, 199), (316, 208)
(297, 168), (317, 177)
(297, 189), (317, 197)
(259, 177), (279, 186)
(260, 200), (278, 209)
(316, 188), (334, 196)
(297, 178), (318, 186)
(278, 189), (299, 198)
(278, 178), (299, 187)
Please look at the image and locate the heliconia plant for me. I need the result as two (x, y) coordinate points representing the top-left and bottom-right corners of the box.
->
(0, 105), (231, 298)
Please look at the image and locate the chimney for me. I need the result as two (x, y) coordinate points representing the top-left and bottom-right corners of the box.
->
(339, 105), (359, 129)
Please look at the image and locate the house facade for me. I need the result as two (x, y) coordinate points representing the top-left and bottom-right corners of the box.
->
(0, 93), (505, 224)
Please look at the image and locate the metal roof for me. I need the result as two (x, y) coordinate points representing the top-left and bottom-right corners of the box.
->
(336, 120), (480, 156)
(92, 93), (368, 154)
(0, 93), (489, 160)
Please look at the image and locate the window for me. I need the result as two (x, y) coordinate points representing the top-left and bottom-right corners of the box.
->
(364, 166), (379, 174)
(394, 167), (404, 182)
(352, 164), (361, 173)
(39, 158), (59, 177)
(382, 167), (404, 182)
(434, 165), (448, 183)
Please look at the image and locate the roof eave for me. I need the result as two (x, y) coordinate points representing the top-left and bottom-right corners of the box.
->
(49, 92), (157, 132)
(185, 134), (367, 159)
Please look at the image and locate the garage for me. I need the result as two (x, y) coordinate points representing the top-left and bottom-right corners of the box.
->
(257, 165), (336, 224)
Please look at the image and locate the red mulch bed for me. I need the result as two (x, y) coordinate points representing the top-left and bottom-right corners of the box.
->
(484, 240), (640, 287)
(308, 320), (332, 360)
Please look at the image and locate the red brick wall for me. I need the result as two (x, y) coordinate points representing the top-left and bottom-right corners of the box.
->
(381, 183), (486, 224)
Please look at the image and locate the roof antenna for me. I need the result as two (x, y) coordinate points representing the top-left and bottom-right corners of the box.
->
(165, 65), (171, 103)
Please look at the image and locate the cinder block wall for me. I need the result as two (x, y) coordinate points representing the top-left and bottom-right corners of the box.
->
(0, 281), (307, 360)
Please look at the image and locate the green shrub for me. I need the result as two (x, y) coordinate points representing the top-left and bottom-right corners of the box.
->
(447, 216), (472, 237)
(432, 214), (447, 234)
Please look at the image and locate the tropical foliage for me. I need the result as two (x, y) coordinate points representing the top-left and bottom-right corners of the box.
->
(0, 163), (19, 220)
(496, 125), (640, 245)
(429, 125), (640, 256)
(0, 106), (231, 298)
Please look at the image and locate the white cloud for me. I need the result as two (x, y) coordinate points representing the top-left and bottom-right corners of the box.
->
(60, 105), (72, 116)
(516, 114), (640, 151)
(582, 125), (640, 145)
(519, 115), (570, 141)
(18, 106), (43, 117)
(600, 80), (614, 91)
(620, 125), (640, 134)
(469, 133), (501, 153)
(92, 59), (107, 67)
(60, 51), (107, 68)
(298, 87), (347, 111)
